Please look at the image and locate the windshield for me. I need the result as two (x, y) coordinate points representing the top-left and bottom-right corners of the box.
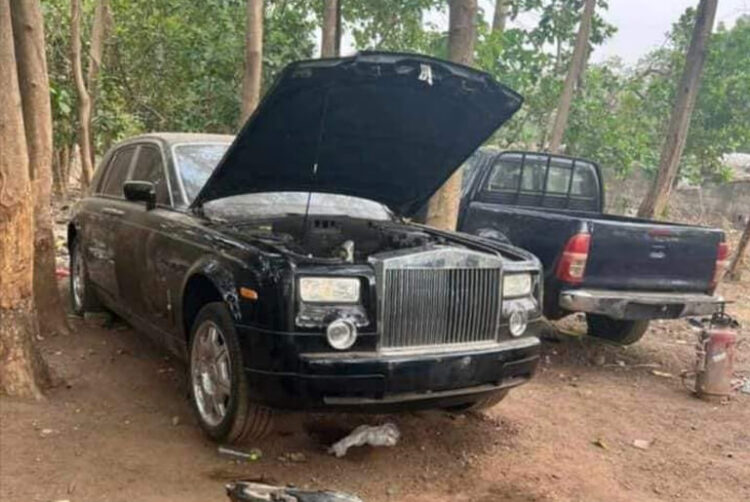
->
(173, 143), (392, 221)
(174, 143), (231, 202)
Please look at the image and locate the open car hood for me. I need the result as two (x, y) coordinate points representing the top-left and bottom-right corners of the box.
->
(191, 52), (523, 216)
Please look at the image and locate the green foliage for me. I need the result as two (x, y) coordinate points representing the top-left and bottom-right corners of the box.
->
(341, 0), (444, 52)
(106, 0), (248, 133)
(565, 64), (659, 177)
(42, 0), (748, 186)
(45, 0), (318, 154)
(687, 15), (750, 180)
(566, 12), (750, 182)
(474, 0), (616, 150)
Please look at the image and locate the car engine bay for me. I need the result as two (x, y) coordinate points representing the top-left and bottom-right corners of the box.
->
(223, 215), (449, 263)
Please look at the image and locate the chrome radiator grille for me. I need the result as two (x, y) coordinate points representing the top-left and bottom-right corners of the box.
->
(379, 264), (502, 351)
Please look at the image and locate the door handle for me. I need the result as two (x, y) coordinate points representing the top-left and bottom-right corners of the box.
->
(102, 207), (126, 217)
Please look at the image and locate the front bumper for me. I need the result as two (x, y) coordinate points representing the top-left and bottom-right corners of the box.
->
(559, 288), (722, 320)
(240, 324), (541, 412)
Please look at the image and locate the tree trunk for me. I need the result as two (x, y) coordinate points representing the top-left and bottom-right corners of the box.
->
(86, 0), (111, 168)
(335, 0), (342, 56)
(58, 144), (70, 197)
(241, 0), (263, 122)
(492, 0), (509, 34)
(70, 0), (94, 188)
(321, 0), (339, 58)
(637, 0), (718, 219)
(425, 0), (477, 231)
(0, 0), (48, 399)
(547, 0), (595, 154)
(11, 0), (70, 337)
(727, 217), (750, 281)
(52, 147), (67, 197)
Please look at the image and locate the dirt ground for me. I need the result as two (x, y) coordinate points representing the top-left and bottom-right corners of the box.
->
(1, 274), (748, 502)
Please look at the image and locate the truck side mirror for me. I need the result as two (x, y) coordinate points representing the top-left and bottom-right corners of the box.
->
(123, 181), (156, 210)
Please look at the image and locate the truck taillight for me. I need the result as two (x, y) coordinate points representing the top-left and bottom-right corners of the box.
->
(710, 242), (730, 289)
(556, 232), (590, 285)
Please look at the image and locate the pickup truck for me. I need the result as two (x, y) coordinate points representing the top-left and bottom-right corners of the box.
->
(458, 149), (727, 344)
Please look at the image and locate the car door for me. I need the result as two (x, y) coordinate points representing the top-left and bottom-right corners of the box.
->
(85, 145), (136, 300)
(115, 143), (177, 345)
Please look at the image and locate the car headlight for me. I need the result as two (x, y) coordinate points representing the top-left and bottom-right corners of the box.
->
(503, 273), (532, 298)
(299, 277), (361, 303)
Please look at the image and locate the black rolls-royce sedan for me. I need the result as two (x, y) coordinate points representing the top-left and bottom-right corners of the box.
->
(68, 52), (543, 443)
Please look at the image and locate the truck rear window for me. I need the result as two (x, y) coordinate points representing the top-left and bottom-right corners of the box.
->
(487, 154), (598, 199)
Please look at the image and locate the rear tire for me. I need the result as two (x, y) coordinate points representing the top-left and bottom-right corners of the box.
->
(188, 302), (273, 443)
(69, 238), (102, 315)
(445, 389), (510, 413)
(586, 315), (649, 345)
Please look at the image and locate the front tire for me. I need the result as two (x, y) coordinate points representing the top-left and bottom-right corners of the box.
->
(586, 315), (649, 345)
(188, 302), (273, 443)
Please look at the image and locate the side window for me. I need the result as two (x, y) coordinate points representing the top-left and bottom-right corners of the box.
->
(130, 145), (170, 205)
(101, 146), (136, 197)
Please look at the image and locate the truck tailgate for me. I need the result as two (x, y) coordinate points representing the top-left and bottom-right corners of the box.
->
(584, 220), (722, 292)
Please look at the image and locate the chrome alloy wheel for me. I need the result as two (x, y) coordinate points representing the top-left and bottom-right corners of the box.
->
(71, 246), (85, 311)
(191, 321), (232, 427)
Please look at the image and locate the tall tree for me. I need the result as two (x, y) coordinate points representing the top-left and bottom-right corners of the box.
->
(86, 0), (111, 166)
(321, 0), (340, 57)
(547, 0), (596, 153)
(11, 0), (69, 337)
(425, 0), (477, 230)
(335, 0), (342, 55)
(0, 0), (48, 398)
(727, 217), (750, 281)
(241, 0), (264, 122)
(70, 0), (94, 187)
(492, 0), (509, 34)
(637, 0), (718, 218)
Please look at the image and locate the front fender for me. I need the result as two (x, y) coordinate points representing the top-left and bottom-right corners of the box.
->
(180, 256), (242, 324)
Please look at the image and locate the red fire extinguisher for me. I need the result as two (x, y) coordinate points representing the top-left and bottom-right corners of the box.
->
(685, 309), (739, 400)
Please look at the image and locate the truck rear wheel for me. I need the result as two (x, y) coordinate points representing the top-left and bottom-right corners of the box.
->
(586, 315), (649, 345)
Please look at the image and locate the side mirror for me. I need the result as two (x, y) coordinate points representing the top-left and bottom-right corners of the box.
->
(123, 181), (156, 210)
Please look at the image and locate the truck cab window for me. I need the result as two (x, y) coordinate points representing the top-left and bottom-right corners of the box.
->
(131, 145), (170, 206)
(545, 165), (572, 193)
(488, 158), (521, 191)
(520, 157), (547, 192)
(571, 163), (598, 198)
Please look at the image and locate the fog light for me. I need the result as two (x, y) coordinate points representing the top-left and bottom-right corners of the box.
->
(508, 309), (528, 337)
(326, 319), (357, 350)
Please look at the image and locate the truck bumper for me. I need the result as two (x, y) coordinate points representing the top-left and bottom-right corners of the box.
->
(559, 289), (722, 320)
(240, 324), (541, 412)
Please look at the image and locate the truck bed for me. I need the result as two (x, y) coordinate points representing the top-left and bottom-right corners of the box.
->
(463, 203), (722, 294)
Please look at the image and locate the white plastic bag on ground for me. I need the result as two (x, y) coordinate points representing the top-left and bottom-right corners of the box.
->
(328, 422), (400, 458)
